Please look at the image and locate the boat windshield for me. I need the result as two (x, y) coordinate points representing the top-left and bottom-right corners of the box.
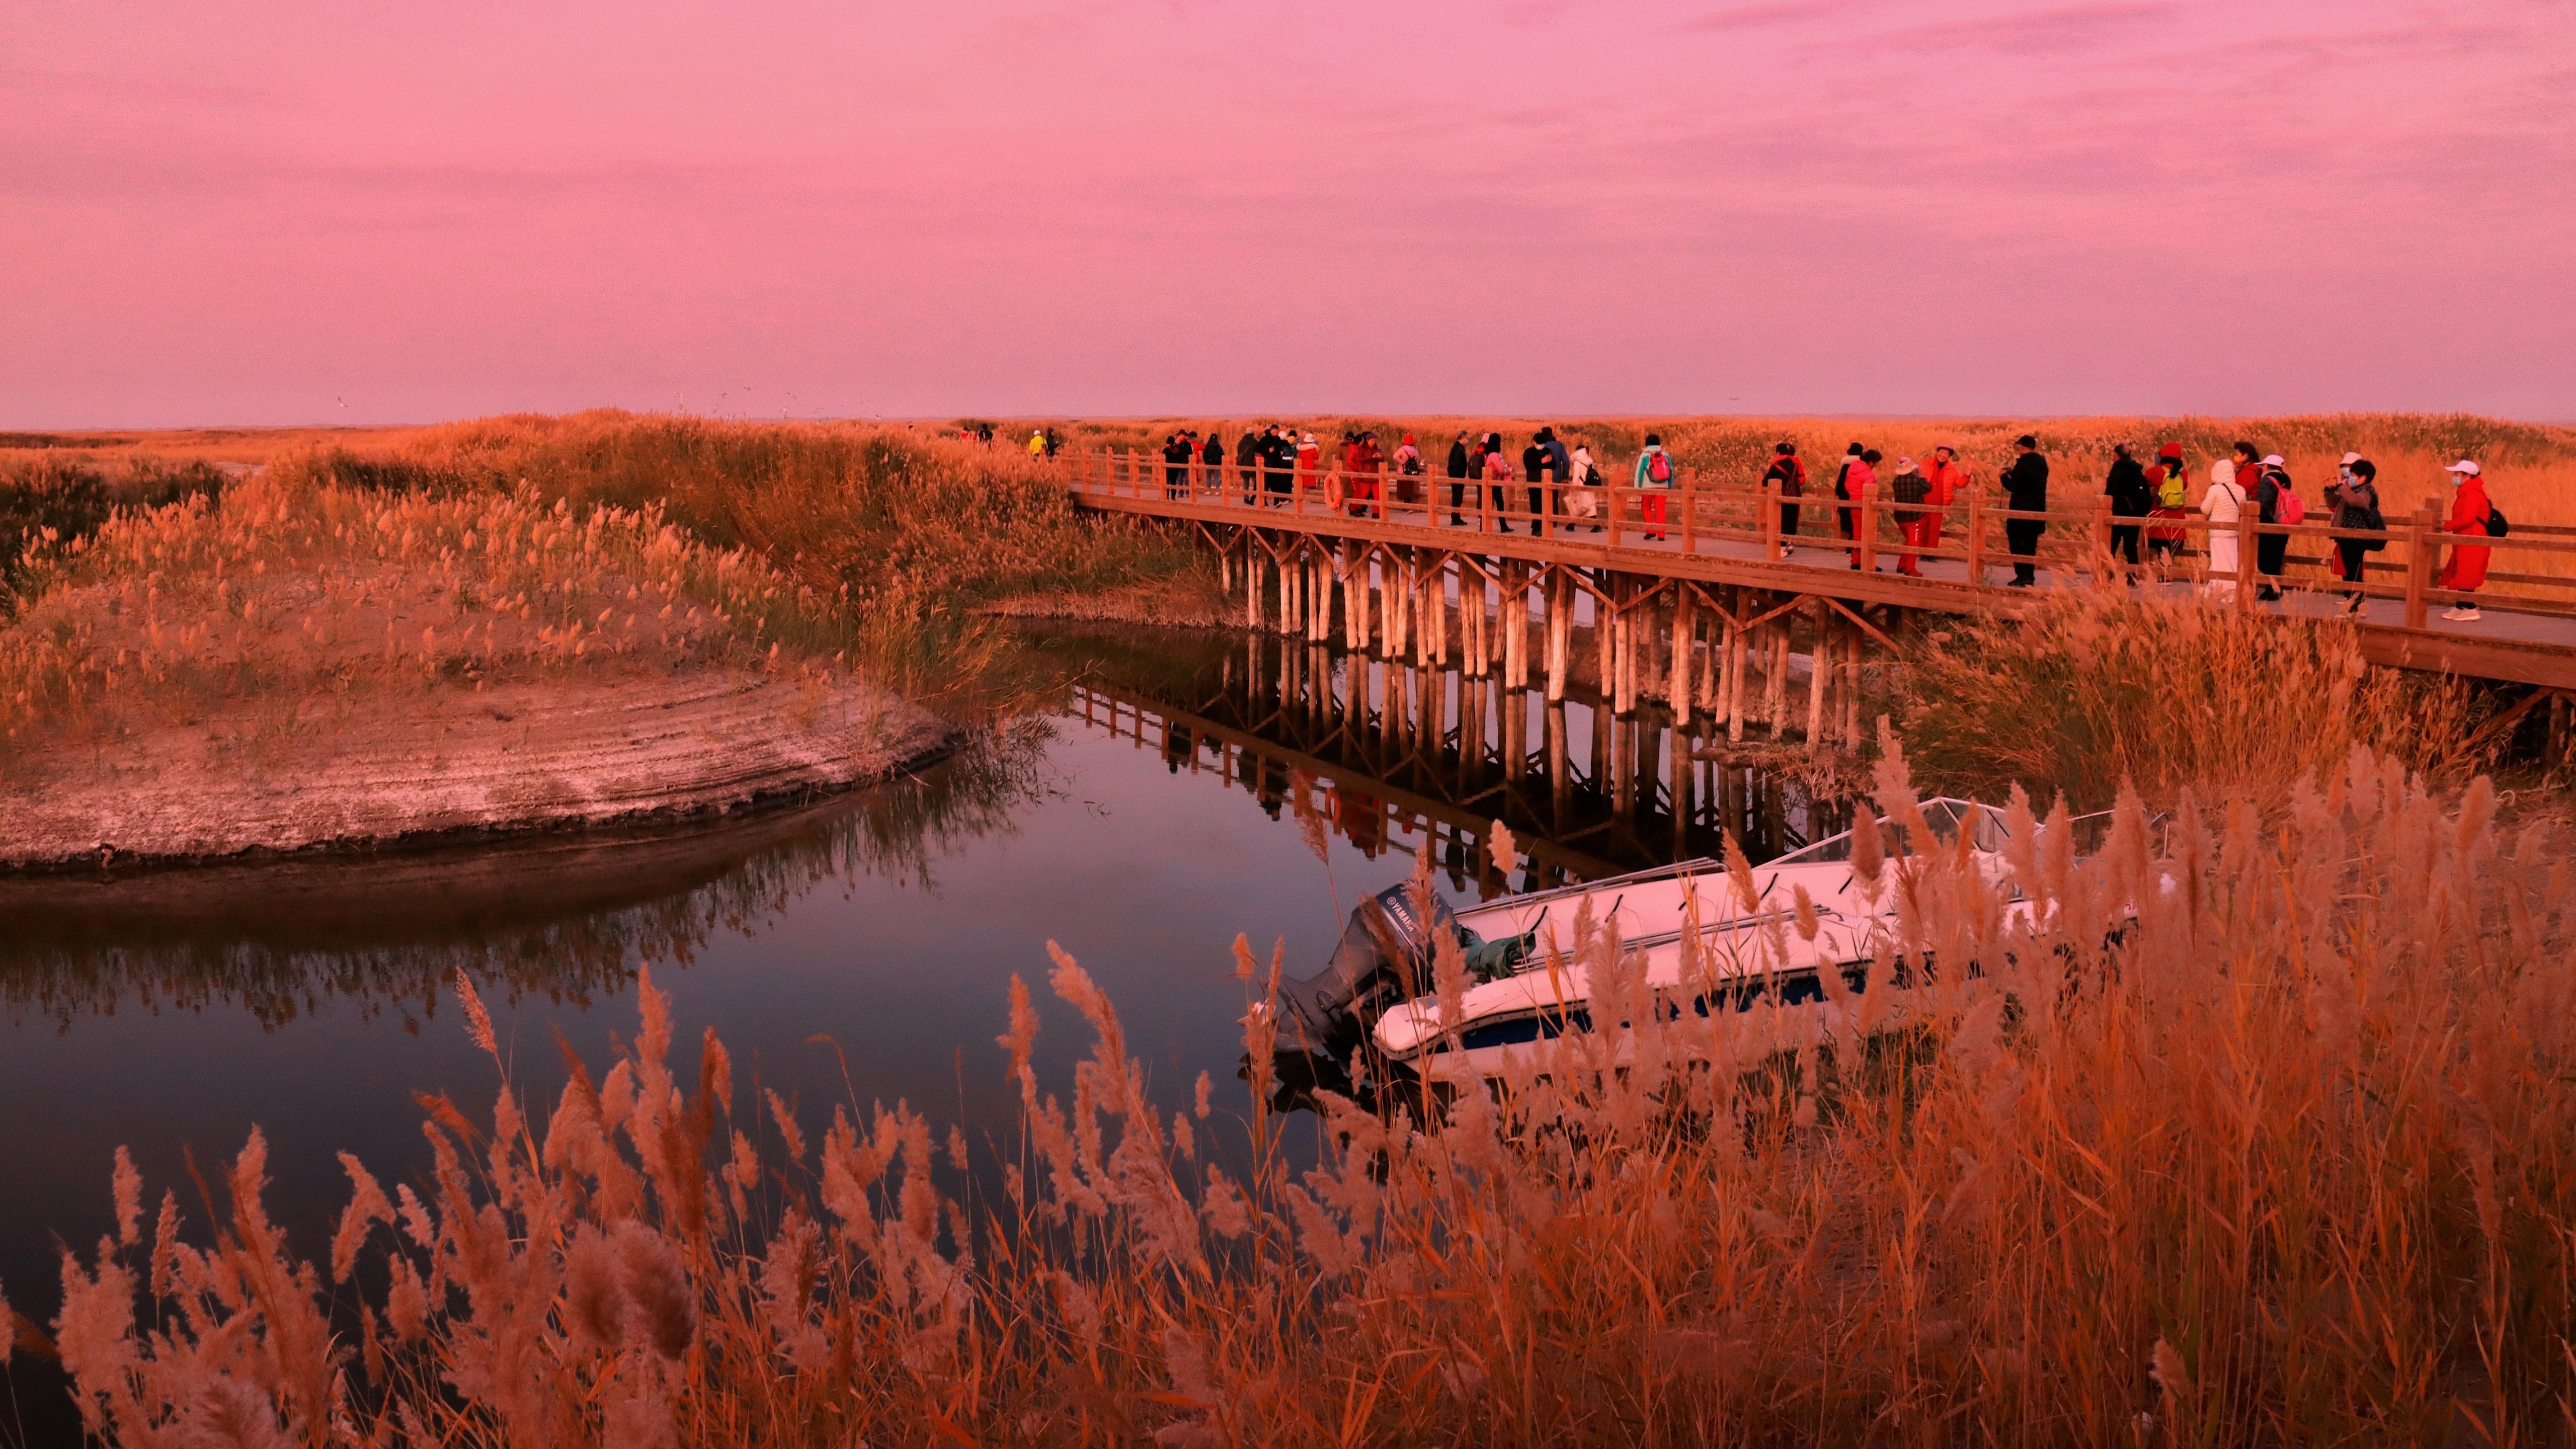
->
(1766, 798), (2128, 866)
(1766, 798), (2011, 865)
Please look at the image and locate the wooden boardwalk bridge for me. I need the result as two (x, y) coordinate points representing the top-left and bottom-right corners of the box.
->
(1062, 448), (2576, 750)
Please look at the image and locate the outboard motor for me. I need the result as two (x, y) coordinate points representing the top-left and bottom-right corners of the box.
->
(1271, 882), (1460, 1062)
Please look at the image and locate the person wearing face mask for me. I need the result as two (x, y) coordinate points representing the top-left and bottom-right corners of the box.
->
(2322, 452), (2385, 611)
(2437, 459), (2496, 620)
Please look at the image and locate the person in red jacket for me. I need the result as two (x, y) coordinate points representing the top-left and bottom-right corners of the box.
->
(2436, 459), (2493, 620)
(1919, 445), (1968, 557)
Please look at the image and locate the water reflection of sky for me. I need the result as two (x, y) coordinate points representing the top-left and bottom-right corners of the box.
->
(0, 711), (1418, 1431)
(0, 625), (1833, 1440)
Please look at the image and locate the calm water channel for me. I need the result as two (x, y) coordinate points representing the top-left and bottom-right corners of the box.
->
(0, 625), (1839, 1441)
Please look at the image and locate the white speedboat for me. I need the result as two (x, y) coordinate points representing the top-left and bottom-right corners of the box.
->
(1271, 799), (2040, 1090)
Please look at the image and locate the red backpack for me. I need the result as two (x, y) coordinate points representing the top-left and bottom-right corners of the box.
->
(1647, 451), (1671, 484)
(2272, 473), (2304, 525)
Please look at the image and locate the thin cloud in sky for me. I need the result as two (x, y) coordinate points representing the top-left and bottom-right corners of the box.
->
(0, 0), (2568, 426)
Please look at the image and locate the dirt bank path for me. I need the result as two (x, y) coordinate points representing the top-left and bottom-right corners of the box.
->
(4, 671), (953, 869)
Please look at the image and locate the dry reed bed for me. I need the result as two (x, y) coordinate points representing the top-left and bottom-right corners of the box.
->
(1892, 588), (2512, 812)
(29, 742), (2574, 1445)
(0, 467), (843, 759)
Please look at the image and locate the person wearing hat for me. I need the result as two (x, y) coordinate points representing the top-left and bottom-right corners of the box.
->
(1481, 433), (1514, 532)
(2252, 453), (2295, 601)
(2105, 443), (2152, 574)
(1889, 455), (1930, 576)
(1393, 432), (1423, 512)
(1444, 431), (1474, 525)
(2437, 459), (2494, 620)
(2323, 454), (2384, 611)
(2000, 434), (2049, 586)
(2147, 444), (2190, 563)
(1921, 445), (1969, 558)
(1832, 442), (1865, 561)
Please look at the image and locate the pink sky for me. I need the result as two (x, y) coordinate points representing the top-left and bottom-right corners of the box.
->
(5, 1), (2570, 426)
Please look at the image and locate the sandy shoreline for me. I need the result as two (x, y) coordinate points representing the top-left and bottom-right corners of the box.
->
(2, 670), (957, 872)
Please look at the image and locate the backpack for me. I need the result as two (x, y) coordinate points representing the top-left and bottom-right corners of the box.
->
(2484, 504), (2509, 538)
(2275, 484), (2303, 526)
(1648, 451), (1671, 484)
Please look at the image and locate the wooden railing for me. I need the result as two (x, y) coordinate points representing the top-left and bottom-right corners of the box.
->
(1064, 448), (2576, 628)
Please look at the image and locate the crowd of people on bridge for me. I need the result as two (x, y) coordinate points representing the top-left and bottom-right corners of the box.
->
(1096, 425), (2503, 622)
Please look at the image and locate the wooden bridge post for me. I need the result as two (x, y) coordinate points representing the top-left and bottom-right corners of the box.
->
(1727, 601), (1749, 744)
(1392, 552), (1412, 665)
(1504, 562), (1527, 690)
(1595, 572), (1616, 711)
(1545, 571), (1570, 703)
(1766, 617), (1789, 738)
(1859, 491), (1878, 574)
(2235, 502), (2256, 615)
(1761, 479), (1781, 562)
(1348, 544), (1367, 652)
(1682, 474), (1698, 555)
(2404, 500), (2440, 630)
(2093, 495), (2113, 572)
(1841, 624), (1863, 750)
(1805, 602), (1829, 747)
(1546, 701), (1571, 832)
(1965, 487), (1988, 590)
(1669, 586), (1694, 729)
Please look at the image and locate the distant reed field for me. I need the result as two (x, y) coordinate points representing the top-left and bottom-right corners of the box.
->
(1894, 588), (2511, 811)
(35, 745), (2574, 1445)
(0, 416), (1215, 756)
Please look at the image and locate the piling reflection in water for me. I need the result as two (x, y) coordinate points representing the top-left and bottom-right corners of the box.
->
(1056, 627), (1854, 898)
(0, 725), (1053, 1030)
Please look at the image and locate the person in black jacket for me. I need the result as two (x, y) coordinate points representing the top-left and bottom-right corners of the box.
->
(1519, 436), (1548, 532)
(1236, 430), (1262, 503)
(1762, 442), (1806, 549)
(1201, 431), (1225, 496)
(1262, 427), (1296, 504)
(2001, 434), (2049, 586)
(2252, 454), (2292, 601)
(2105, 443), (2151, 571)
(1445, 432), (1473, 525)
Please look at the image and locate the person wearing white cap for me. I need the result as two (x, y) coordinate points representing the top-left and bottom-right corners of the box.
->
(2436, 459), (2495, 620)
(2252, 453), (2296, 601)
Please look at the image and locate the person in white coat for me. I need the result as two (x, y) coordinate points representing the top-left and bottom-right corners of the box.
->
(2200, 455), (2247, 597)
(1566, 442), (1604, 529)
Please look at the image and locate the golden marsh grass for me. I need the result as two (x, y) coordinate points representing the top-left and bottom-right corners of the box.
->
(35, 744), (2576, 1445)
